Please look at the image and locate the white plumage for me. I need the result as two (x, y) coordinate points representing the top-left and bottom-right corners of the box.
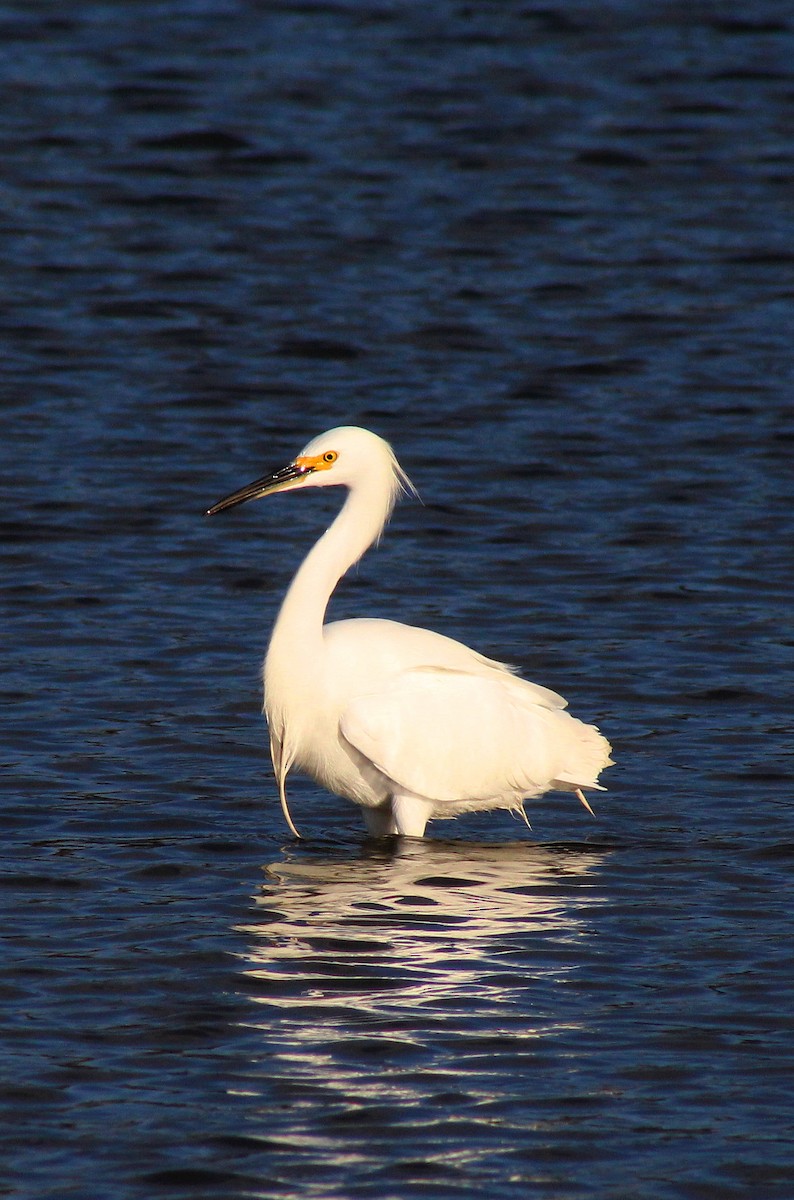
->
(207, 425), (612, 838)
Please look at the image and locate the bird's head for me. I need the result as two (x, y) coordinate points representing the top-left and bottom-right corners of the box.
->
(206, 426), (415, 516)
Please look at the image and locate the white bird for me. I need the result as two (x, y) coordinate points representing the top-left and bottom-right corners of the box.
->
(207, 426), (612, 839)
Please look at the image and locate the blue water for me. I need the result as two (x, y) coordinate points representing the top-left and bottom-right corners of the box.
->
(2, 2), (793, 1197)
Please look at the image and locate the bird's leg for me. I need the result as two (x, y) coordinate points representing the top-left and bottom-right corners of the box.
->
(391, 794), (433, 838)
(575, 787), (596, 817)
(362, 805), (397, 837)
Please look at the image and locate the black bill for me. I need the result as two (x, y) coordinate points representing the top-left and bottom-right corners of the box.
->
(205, 461), (310, 515)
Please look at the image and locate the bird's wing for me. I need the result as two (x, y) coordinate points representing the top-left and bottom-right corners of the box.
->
(340, 666), (573, 803)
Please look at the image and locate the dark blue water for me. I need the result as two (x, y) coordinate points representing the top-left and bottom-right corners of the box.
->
(2, 2), (793, 1197)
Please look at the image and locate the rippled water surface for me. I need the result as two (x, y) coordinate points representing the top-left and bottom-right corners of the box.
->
(2, 2), (793, 1198)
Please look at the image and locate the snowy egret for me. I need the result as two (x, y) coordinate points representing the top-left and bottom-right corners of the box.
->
(207, 426), (612, 838)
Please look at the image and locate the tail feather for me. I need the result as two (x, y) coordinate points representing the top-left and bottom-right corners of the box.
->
(553, 719), (613, 797)
(575, 787), (596, 816)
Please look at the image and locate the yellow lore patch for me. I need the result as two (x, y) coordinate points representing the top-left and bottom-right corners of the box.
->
(295, 450), (338, 473)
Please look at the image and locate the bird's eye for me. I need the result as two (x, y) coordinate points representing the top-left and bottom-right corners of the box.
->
(323, 451), (338, 464)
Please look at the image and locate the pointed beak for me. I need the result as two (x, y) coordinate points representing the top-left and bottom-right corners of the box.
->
(205, 460), (311, 515)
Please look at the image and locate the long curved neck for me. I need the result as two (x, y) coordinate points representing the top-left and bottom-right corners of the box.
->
(268, 479), (390, 662)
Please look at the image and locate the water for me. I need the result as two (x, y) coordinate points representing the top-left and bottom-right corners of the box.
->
(1, 1), (793, 1197)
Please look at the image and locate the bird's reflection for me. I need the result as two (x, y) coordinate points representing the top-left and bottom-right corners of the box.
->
(237, 839), (608, 1022)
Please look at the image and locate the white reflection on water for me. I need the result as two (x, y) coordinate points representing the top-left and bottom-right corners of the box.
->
(237, 839), (608, 1021)
(232, 841), (612, 1158)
